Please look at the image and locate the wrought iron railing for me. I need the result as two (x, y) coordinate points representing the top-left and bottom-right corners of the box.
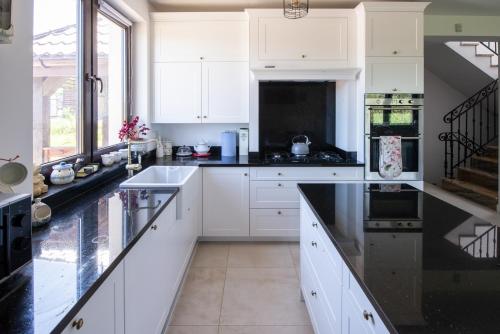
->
(439, 79), (498, 178)
(463, 226), (498, 258)
(480, 41), (499, 56)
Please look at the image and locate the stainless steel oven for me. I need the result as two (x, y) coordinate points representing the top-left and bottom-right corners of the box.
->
(365, 93), (424, 181)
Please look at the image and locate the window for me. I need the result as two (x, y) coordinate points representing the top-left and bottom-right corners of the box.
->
(33, 0), (131, 165)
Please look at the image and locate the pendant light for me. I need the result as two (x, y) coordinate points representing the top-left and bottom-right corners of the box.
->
(283, 0), (309, 19)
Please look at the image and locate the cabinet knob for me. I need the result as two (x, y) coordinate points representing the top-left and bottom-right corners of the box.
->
(200, 56), (204, 60)
(363, 310), (374, 321)
(197, 115), (201, 119)
(72, 318), (84, 330)
(301, 54), (307, 58)
(311, 290), (317, 297)
(332, 172), (337, 176)
(277, 211), (282, 215)
(244, 173), (248, 176)
(151, 225), (158, 230)
(392, 50), (398, 55)
(264, 65), (276, 69)
(277, 172), (283, 176)
(277, 183), (283, 187)
(392, 88), (398, 92)
(312, 222), (318, 228)
(311, 241), (317, 247)
(203, 115), (207, 119)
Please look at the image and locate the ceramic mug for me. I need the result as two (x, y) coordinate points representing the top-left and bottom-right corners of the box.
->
(111, 152), (122, 163)
(101, 154), (114, 167)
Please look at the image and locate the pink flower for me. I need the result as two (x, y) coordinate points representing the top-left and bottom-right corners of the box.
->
(118, 116), (150, 141)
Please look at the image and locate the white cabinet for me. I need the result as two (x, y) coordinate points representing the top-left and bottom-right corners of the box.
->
(203, 167), (250, 236)
(248, 9), (356, 70)
(250, 180), (300, 209)
(62, 263), (124, 334)
(250, 167), (364, 181)
(250, 208), (299, 237)
(202, 61), (249, 123)
(154, 62), (202, 123)
(124, 200), (177, 334)
(365, 57), (424, 93)
(152, 12), (249, 124)
(152, 13), (249, 62)
(366, 11), (424, 57)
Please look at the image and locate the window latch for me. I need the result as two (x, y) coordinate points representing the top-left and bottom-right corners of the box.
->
(85, 74), (103, 94)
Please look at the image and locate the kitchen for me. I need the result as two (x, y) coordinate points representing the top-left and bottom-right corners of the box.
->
(0, 0), (499, 334)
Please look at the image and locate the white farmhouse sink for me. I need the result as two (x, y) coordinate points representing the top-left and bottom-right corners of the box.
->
(120, 166), (199, 188)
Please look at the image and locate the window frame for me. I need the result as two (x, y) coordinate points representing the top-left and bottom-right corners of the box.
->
(37, 0), (132, 171)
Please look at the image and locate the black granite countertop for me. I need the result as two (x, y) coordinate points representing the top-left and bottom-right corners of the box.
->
(155, 155), (364, 167)
(0, 177), (178, 334)
(298, 183), (500, 334)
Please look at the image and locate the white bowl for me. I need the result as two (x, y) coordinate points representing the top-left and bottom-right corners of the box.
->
(101, 154), (114, 166)
(111, 151), (122, 162)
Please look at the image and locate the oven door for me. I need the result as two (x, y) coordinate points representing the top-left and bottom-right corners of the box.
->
(365, 135), (422, 180)
(365, 106), (421, 137)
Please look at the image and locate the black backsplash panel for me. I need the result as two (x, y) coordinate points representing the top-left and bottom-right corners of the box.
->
(259, 81), (336, 152)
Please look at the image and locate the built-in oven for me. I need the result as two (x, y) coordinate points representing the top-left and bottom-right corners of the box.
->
(365, 93), (424, 180)
(363, 184), (423, 230)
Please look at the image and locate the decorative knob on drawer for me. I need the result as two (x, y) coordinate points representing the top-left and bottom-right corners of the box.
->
(301, 54), (307, 58)
(200, 56), (204, 60)
(197, 115), (201, 119)
(277, 172), (283, 176)
(392, 50), (398, 55)
(363, 310), (374, 321)
(332, 172), (337, 176)
(203, 115), (207, 118)
(244, 173), (248, 176)
(277, 183), (283, 187)
(311, 290), (317, 297)
(72, 318), (84, 330)
(277, 211), (282, 215)
(151, 225), (158, 230)
(392, 88), (398, 92)
(312, 222), (318, 228)
(311, 241), (317, 247)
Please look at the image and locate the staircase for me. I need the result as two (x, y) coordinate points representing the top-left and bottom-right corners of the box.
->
(446, 41), (498, 79)
(439, 79), (499, 210)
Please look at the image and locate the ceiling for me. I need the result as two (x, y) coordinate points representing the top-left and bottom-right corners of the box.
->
(148, 0), (500, 15)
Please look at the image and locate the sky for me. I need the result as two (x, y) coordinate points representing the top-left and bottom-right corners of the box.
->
(34, 0), (77, 34)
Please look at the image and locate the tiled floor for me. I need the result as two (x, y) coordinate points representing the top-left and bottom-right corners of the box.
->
(166, 242), (313, 334)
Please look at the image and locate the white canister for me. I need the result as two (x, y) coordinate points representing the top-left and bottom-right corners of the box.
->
(164, 141), (173, 156)
(156, 139), (164, 158)
(50, 162), (75, 185)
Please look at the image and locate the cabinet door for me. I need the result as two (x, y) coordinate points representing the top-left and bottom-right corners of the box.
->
(62, 263), (124, 334)
(153, 18), (248, 62)
(366, 12), (423, 57)
(258, 17), (348, 62)
(202, 61), (249, 123)
(203, 167), (250, 236)
(124, 201), (177, 334)
(365, 57), (423, 93)
(153, 62), (202, 123)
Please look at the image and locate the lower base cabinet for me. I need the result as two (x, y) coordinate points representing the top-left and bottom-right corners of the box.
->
(300, 195), (389, 334)
(62, 263), (124, 334)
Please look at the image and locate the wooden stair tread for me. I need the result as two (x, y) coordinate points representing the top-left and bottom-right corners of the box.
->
(486, 145), (498, 150)
(458, 167), (498, 180)
(443, 178), (498, 200)
(472, 155), (498, 164)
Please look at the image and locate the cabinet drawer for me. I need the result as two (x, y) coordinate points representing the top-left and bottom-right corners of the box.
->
(343, 264), (390, 334)
(250, 181), (300, 208)
(250, 167), (363, 181)
(301, 246), (339, 334)
(250, 209), (299, 237)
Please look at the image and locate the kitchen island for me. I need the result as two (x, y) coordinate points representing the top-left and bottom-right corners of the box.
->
(298, 183), (500, 334)
(0, 178), (179, 334)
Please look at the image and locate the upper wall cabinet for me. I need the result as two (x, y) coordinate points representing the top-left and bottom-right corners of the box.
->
(152, 13), (249, 62)
(247, 9), (356, 70)
(365, 11), (424, 57)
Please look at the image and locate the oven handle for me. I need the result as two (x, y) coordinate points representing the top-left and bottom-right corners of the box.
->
(369, 136), (421, 140)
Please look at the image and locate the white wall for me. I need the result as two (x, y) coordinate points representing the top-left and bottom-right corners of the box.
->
(425, 15), (500, 37)
(0, 0), (34, 194)
(424, 68), (466, 185)
(152, 123), (248, 147)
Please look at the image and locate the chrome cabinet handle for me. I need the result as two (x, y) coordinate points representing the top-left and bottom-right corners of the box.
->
(72, 318), (84, 330)
(264, 65), (276, 69)
(311, 290), (317, 297)
(311, 241), (317, 247)
(363, 310), (374, 321)
(312, 222), (318, 228)
(151, 225), (158, 230)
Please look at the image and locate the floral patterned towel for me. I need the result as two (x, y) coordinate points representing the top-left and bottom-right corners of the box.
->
(378, 136), (403, 179)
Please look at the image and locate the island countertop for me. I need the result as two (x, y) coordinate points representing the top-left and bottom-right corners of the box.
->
(298, 183), (500, 334)
(0, 178), (178, 334)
